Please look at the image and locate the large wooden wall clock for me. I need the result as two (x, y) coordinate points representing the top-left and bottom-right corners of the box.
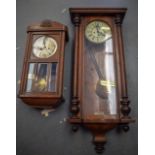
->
(18, 20), (68, 109)
(69, 8), (135, 153)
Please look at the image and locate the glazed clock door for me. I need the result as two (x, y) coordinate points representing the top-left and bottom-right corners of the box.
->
(82, 19), (118, 120)
(26, 62), (58, 93)
(26, 34), (59, 94)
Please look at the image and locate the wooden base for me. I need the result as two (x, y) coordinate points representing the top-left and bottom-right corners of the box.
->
(19, 95), (65, 109)
(84, 123), (117, 153)
(69, 118), (135, 154)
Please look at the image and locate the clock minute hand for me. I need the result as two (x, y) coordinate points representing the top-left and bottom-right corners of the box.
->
(96, 24), (101, 36)
(43, 37), (47, 49)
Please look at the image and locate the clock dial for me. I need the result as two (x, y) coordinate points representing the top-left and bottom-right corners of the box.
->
(33, 36), (57, 58)
(85, 21), (112, 44)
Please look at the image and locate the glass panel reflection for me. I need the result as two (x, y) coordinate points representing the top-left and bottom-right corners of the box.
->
(83, 21), (117, 119)
(26, 63), (58, 93)
(26, 63), (35, 92)
(48, 63), (57, 92)
(26, 63), (48, 92)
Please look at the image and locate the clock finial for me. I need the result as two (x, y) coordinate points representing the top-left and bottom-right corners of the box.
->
(40, 19), (52, 27)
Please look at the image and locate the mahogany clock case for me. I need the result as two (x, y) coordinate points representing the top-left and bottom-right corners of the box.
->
(18, 21), (68, 108)
(69, 8), (135, 153)
(69, 7), (134, 123)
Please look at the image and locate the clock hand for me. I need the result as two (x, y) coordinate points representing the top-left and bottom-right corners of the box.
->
(95, 25), (106, 38)
(47, 49), (51, 55)
(34, 46), (44, 52)
(95, 24), (100, 35)
(97, 28), (106, 37)
(43, 36), (47, 49)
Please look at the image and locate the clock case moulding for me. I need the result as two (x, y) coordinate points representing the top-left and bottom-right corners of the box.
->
(69, 8), (135, 154)
(18, 20), (68, 109)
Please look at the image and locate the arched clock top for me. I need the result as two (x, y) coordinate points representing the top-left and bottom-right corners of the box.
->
(27, 20), (69, 41)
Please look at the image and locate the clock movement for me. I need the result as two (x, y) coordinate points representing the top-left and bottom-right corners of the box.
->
(18, 20), (68, 108)
(69, 8), (135, 153)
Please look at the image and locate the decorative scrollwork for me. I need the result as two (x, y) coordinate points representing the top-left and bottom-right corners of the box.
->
(40, 19), (52, 27)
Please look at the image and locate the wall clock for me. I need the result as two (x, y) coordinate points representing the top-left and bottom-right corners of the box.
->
(18, 20), (68, 109)
(69, 8), (135, 153)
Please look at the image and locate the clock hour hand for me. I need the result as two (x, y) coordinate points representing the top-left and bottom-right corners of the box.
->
(95, 24), (106, 37)
(35, 46), (43, 51)
(98, 29), (106, 37)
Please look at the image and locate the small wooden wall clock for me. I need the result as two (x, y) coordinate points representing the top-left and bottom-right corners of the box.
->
(69, 8), (135, 153)
(18, 20), (68, 109)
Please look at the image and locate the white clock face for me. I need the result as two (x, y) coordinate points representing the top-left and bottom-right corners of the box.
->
(85, 21), (112, 44)
(32, 36), (57, 58)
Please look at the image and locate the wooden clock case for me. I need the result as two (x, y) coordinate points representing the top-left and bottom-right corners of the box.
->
(18, 20), (68, 109)
(69, 8), (135, 153)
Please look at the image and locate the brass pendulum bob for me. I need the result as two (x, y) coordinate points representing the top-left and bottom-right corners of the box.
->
(96, 80), (115, 99)
(96, 80), (109, 99)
